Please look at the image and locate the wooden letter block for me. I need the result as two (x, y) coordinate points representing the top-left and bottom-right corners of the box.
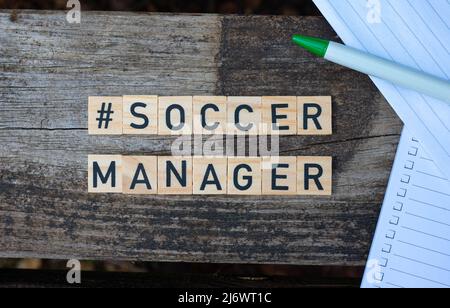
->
(297, 156), (332, 196)
(88, 96), (123, 135)
(297, 96), (332, 135)
(261, 96), (297, 135)
(193, 157), (227, 195)
(88, 155), (122, 193)
(158, 156), (193, 194)
(158, 96), (193, 135)
(227, 97), (261, 135)
(227, 157), (262, 195)
(193, 96), (227, 135)
(122, 156), (158, 194)
(262, 157), (297, 195)
(123, 95), (158, 135)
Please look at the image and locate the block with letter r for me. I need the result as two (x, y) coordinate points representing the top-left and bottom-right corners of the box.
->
(88, 155), (122, 193)
(297, 156), (332, 196)
(297, 96), (332, 135)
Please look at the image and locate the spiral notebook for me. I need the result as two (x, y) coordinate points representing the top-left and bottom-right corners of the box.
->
(312, 0), (450, 287)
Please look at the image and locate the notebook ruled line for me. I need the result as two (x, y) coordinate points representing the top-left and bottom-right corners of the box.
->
(412, 184), (450, 197)
(393, 254), (450, 272)
(420, 156), (434, 162)
(428, 0), (450, 29)
(415, 170), (448, 181)
(401, 226), (450, 242)
(389, 268), (450, 287)
(405, 211), (450, 227)
(398, 240), (450, 258)
(385, 282), (404, 288)
(408, 198), (450, 212)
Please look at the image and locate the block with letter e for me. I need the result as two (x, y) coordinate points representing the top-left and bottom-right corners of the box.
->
(88, 155), (122, 193)
(261, 157), (297, 195)
(297, 156), (332, 196)
(261, 96), (297, 135)
(88, 96), (123, 135)
(297, 96), (332, 135)
(122, 95), (158, 135)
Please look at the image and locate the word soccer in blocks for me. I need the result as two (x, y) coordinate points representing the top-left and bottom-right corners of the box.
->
(88, 96), (332, 135)
(88, 156), (332, 196)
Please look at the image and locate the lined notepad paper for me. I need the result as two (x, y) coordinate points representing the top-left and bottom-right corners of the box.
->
(314, 0), (450, 178)
(313, 0), (450, 288)
(361, 129), (450, 288)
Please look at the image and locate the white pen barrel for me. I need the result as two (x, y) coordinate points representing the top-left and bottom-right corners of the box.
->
(325, 42), (450, 104)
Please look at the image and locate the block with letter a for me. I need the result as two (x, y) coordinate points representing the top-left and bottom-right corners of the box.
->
(122, 156), (158, 194)
(88, 155), (122, 193)
(193, 157), (228, 195)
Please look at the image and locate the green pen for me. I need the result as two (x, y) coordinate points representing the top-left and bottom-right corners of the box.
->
(292, 35), (450, 105)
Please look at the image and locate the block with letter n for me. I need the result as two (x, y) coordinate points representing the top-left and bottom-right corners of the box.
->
(157, 156), (193, 195)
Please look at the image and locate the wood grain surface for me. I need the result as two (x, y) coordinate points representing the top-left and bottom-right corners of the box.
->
(0, 10), (403, 265)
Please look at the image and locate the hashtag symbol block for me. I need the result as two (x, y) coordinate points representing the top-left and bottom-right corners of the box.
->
(96, 102), (114, 129)
(88, 96), (123, 135)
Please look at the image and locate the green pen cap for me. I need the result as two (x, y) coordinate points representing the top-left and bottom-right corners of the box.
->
(292, 34), (330, 58)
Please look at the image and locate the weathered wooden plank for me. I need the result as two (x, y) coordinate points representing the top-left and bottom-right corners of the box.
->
(0, 10), (403, 265)
(0, 11), (222, 129)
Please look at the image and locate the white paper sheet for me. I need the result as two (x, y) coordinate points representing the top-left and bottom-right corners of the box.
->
(313, 0), (450, 178)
